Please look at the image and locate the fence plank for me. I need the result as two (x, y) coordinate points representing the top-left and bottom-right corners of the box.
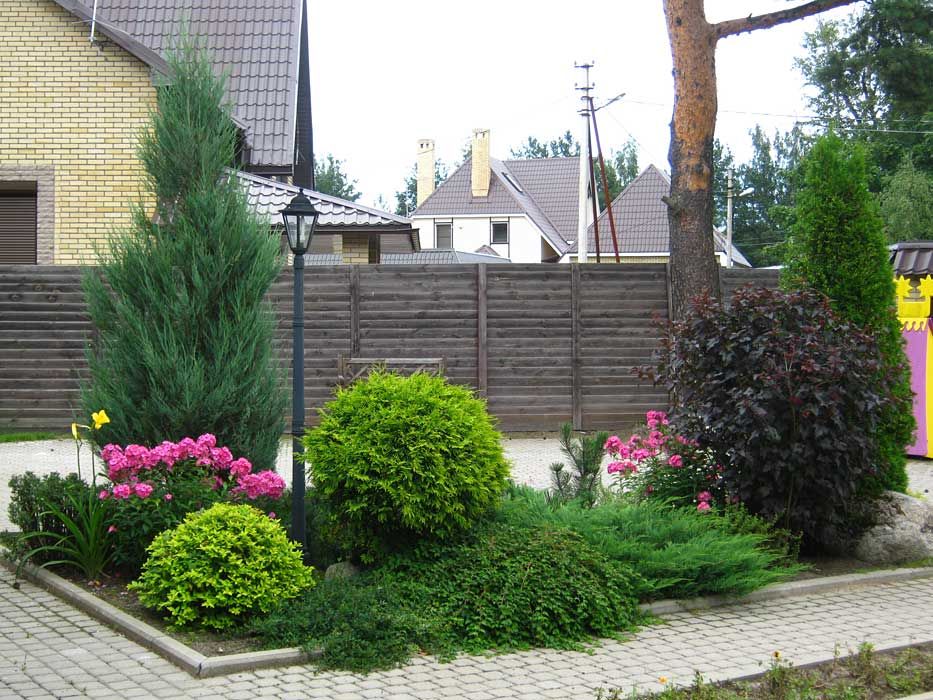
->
(0, 263), (783, 432)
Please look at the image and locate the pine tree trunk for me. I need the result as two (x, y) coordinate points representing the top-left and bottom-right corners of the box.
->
(664, 0), (721, 319)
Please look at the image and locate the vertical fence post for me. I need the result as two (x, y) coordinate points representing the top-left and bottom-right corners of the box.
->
(476, 264), (488, 398)
(349, 265), (360, 355)
(571, 263), (582, 430)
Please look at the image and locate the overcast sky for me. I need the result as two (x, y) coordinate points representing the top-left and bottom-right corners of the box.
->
(307, 1), (862, 209)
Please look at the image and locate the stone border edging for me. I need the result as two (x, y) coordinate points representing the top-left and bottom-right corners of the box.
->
(3, 557), (932, 678)
(639, 566), (933, 616)
(0, 559), (315, 678)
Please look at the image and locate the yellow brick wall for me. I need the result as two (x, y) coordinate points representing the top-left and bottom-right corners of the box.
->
(342, 233), (371, 264)
(0, 0), (156, 264)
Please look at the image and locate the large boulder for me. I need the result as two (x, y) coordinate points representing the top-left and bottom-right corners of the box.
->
(854, 491), (933, 565)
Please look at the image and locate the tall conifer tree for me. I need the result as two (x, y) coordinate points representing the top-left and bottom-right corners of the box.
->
(82, 37), (286, 469)
(783, 132), (913, 493)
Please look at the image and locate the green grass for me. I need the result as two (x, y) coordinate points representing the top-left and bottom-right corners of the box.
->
(597, 642), (933, 699)
(0, 430), (67, 443)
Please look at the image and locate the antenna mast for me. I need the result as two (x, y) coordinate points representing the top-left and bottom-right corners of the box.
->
(90, 0), (99, 42)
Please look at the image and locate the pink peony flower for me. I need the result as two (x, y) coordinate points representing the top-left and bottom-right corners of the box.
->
(123, 444), (150, 470)
(210, 446), (233, 470)
(232, 470), (285, 500)
(668, 454), (683, 468)
(151, 441), (177, 468)
(697, 491), (712, 503)
(229, 457), (252, 478)
(98, 490), (109, 500)
(112, 484), (132, 500)
(100, 444), (123, 463)
(697, 502), (711, 512)
(134, 483), (153, 499)
(604, 435), (624, 454)
(173, 437), (198, 462)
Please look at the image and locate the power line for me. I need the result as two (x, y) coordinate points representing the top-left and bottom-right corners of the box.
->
(625, 97), (933, 126)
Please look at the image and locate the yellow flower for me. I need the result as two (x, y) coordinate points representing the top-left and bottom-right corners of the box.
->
(71, 423), (79, 440)
(658, 677), (669, 685)
(92, 410), (110, 430)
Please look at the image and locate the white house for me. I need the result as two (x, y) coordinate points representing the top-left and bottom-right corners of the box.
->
(409, 130), (578, 263)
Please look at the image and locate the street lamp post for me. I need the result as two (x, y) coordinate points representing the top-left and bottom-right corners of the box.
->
(725, 168), (754, 268)
(280, 191), (319, 552)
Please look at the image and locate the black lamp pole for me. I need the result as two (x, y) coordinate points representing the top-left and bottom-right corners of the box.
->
(280, 191), (318, 552)
(291, 249), (306, 551)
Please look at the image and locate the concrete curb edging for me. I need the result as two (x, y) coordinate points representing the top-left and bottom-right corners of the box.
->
(639, 566), (933, 616)
(1, 559), (314, 678)
(3, 558), (932, 678)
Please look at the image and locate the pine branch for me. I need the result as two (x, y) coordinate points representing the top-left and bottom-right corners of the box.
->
(714, 0), (860, 39)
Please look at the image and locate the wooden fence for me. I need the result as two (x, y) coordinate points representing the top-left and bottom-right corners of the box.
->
(0, 264), (778, 432)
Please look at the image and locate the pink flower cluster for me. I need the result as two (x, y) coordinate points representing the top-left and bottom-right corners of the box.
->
(99, 434), (284, 502)
(231, 471), (286, 500)
(604, 411), (684, 479)
(696, 490), (713, 511)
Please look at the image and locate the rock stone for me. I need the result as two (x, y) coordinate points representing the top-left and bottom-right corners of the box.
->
(324, 561), (361, 580)
(854, 491), (933, 565)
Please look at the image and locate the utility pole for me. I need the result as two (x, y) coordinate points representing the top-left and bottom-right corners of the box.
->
(574, 62), (594, 264)
(726, 168), (734, 268)
(725, 168), (753, 268)
(588, 95), (621, 263)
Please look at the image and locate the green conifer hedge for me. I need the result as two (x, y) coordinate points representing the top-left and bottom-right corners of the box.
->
(782, 132), (914, 492)
(81, 37), (286, 469)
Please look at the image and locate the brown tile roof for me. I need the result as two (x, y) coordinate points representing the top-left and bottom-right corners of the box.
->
(891, 241), (933, 276)
(73, 0), (302, 170)
(570, 165), (751, 266)
(238, 171), (414, 233)
(412, 157), (580, 255)
(505, 158), (579, 244)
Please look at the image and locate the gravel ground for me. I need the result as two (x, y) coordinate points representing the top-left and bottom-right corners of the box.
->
(1, 435), (930, 532)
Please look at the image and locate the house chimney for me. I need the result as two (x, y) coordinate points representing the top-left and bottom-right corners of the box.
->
(471, 128), (490, 198)
(416, 139), (435, 207)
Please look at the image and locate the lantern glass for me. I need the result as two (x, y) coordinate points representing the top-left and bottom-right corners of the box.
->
(280, 193), (319, 255)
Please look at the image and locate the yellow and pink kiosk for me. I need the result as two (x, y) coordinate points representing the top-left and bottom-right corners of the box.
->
(898, 274), (933, 457)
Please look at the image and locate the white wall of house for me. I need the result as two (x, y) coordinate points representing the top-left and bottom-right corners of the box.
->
(411, 214), (545, 263)
(560, 251), (738, 266)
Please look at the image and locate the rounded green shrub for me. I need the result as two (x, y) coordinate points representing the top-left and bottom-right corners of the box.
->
(302, 370), (509, 560)
(379, 524), (643, 651)
(130, 503), (314, 630)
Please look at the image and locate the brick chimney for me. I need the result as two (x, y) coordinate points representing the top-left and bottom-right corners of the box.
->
(416, 139), (435, 207)
(471, 128), (490, 198)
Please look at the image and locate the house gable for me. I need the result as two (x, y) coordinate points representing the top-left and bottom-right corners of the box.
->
(90, 0), (303, 172)
(0, 0), (158, 264)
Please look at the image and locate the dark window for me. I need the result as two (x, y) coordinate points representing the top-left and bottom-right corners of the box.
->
(491, 220), (509, 244)
(435, 222), (452, 249)
(0, 185), (37, 264)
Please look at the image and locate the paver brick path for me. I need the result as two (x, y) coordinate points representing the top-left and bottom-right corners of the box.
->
(2, 439), (932, 698)
(2, 570), (932, 699)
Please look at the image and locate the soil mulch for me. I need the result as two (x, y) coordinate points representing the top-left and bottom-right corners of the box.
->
(71, 573), (266, 657)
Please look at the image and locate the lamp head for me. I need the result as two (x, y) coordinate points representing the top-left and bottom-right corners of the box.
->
(281, 192), (319, 255)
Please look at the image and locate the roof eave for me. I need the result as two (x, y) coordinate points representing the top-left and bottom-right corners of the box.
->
(52, 0), (171, 76)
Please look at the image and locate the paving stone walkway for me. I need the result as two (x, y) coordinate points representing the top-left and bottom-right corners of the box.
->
(1, 569), (932, 699)
(2, 437), (931, 532)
